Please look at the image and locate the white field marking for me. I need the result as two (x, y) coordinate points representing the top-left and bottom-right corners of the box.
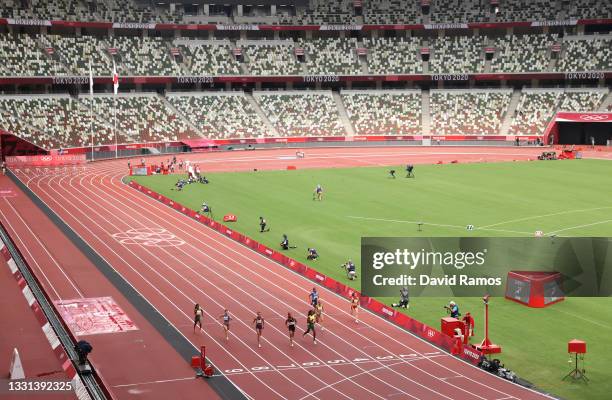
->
(23, 171), (264, 400)
(62, 169), (372, 400)
(108, 174), (522, 400)
(337, 156), (388, 167)
(548, 219), (612, 235)
(548, 308), (612, 330)
(346, 215), (533, 236)
(40, 163), (544, 400)
(82, 170), (424, 400)
(440, 375), (464, 381)
(110, 169), (542, 400)
(105, 163), (552, 400)
(296, 359), (434, 400)
(3, 199), (85, 298)
(99, 171), (493, 400)
(480, 206), (612, 229)
(189, 150), (538, 165)
(0, 201), (64, 300)
(113, 376), (196, 388)
(218, 354), (449, 377)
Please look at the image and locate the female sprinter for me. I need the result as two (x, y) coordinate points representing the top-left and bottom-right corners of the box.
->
(253, 311), (265, 348)
(285, 312), (297, 347)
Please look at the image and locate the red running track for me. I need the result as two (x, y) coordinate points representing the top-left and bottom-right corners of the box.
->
(0, 176), (221, 400)
(11, 147), (557, 400)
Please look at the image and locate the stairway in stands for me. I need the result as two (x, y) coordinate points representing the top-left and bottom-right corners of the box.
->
(421, 90), (431, 136)
(245, 93), (280, 136)
(332, 91), (356, 136)
(499, 89), (523, 135)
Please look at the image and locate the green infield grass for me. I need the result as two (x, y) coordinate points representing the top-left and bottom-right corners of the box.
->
(132, 159), (612, 400)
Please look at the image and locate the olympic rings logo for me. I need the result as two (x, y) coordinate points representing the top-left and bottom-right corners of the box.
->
(112, 228), (185, 247)
(40, 156), (52, 161)
(579, 114), (609, 121)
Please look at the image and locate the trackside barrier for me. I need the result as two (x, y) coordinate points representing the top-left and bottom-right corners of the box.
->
(129, 181), (483, 365)
(0, 225), (107, 400)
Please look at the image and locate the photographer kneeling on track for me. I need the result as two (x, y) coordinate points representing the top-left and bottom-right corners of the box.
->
(341, 259), (357, 280)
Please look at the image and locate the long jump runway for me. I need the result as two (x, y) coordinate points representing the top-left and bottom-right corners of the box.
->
(9, 147), (556, 399)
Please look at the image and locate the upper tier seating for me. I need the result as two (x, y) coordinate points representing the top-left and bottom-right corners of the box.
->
(242, 41), (302, 76)
(491, 34), (556, 73)
(363, 0), (422, 24)
(364, 37), (423, 74)
(0, 34), (67, 76)
(177, 40), (242, 76)
(429, 0), (489, 23)
(429, 36), (485, 74)
(299, 38), (361, 75)
(557, 36), (612, 72)
(46, 35), (113, 76)
(494, 0), (554, 22)
(279, 0), (357, 25)
(108, 36), (182, 76)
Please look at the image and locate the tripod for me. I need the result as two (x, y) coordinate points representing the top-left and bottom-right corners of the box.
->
(563, 352), (588, 383)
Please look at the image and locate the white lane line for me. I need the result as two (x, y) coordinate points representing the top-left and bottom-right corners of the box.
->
(480, 206), (612, 229)
(548, 219), (612, 235)
(346, 216), (533, 235)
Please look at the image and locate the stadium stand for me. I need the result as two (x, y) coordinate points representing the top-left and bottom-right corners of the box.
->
(176, 40), (242, 76)
(95, 0), (159, 23)
(299, 38), (361, 75)
(0, 34), (67, 77)
(430, 89), (512, 135)
(90, 94), (196, 143)
(0, 0), (92, 21)
(0, 93), (198, 148)
(341, 91), (422, 135)
(0, 95), (112, 148)
(494, 0), (553, 22)
(508, 90), (562, 136)
(241, 41), (302, 76)
(362, 0), (422, 24)
(167, 92), (268, 139)
(429, 0), (489, 23)
(46, 35), (113, 76)
(108, 36), (182, 76)
(279, 0), (357, 25)
(364, 37), (423, 74)
(254, 91), (346, 136)
(508, 89), (608, 135)
(491, 34), (556, 73)
(557, 36), (612, 72)
(564, 0), (612, 20)
(429, 35), (485, 74)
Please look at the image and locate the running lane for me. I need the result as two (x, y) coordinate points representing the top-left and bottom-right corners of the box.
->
(0, 177), (222, 400)
(10, 147), (556, 400)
